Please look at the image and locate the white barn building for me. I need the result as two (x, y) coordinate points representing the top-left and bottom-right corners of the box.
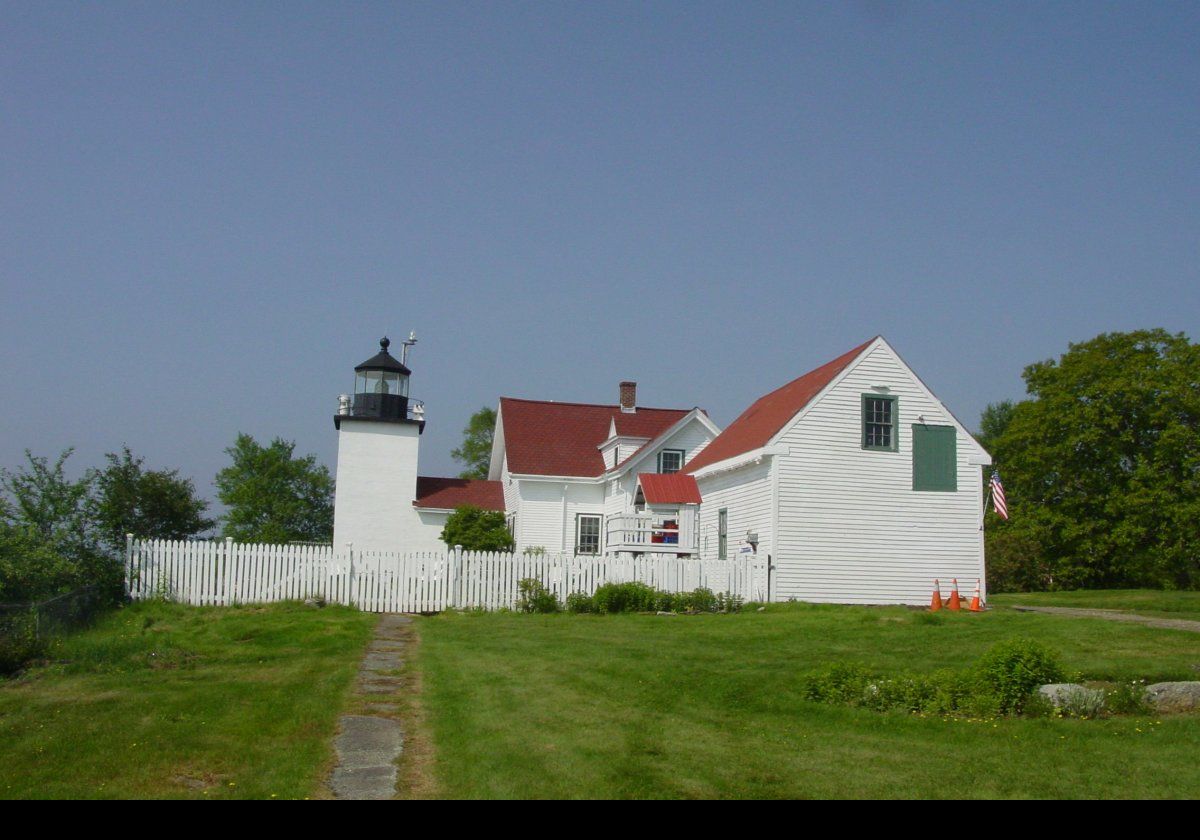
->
(684, 336), (992, 604)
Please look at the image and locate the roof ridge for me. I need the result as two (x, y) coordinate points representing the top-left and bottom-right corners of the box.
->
(499, 396), (693, 413)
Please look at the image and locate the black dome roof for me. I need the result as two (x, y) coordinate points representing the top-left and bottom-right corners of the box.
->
(355, 337), (411, 374)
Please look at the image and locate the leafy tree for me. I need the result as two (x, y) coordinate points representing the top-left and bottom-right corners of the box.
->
(440, 505), (514, 551)
(985, 329), (1200, 590)
(0, 450), (119, 600)
(215, 434), (334, 544)
(0, 524), (79, 602)
(90, 446), (215, 554)
(976, 400), (1016, 455)
(451, 406), (496, 479)
(1, 449), (94, 547)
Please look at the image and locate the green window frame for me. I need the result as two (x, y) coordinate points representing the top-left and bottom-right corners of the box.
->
(861, 394), (899, 451)
(912, 424), (957, 492)
(717, 508), (728, 561)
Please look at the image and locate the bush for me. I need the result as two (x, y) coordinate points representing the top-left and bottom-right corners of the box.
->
(799, 639), (1069, 718)
(0, 612), (46, 676)
(516, 578), (560, 614)
(1105, 680), (1151, 716)
(975, 638), (1066, 714)
(569, 584), (746, 615)
(440, 505), (515, 552)
(591, 582), (660, 614)
(565, 592), (595, 614)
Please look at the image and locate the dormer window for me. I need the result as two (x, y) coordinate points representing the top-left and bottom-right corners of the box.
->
(657, 449), (684, 474)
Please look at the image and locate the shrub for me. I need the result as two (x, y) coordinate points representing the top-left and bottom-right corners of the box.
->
(801, 663), (870, 705)
(440, 505), (514, 552)
(975, 638), (1066, 714)
(0, 612), (46, 676)
(515, 578), (560, 614)
(1055, 685), (1106, 719)
(565, 592), (595, 614)
(561, 585), (744, 615)
(591, 582), (660, 614)
(1105, 680), (1150, 716)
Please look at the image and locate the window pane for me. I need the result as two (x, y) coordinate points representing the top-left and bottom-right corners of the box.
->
(577, 515), (601, 554)
(863, 396), (897, 450)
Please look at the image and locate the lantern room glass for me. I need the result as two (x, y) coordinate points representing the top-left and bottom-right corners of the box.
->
(356, 369), (408, 398)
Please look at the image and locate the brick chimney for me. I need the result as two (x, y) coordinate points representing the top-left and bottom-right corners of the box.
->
(619, 381), (637, 413)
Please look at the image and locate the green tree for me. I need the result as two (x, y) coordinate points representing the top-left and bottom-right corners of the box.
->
(451, 406), (496, 479)
(1, 449), (94, 547)
(215, 434), (334, 544)
(986, 329), (1200, 590)
(440, 505), (514, 551)
(0, 524), (79, 602)
(976, 399), (1016, 455)
(0, 450), (120, 600)
(90, 446), (215, 554)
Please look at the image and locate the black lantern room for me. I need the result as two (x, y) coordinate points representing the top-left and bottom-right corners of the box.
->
(351, 337), (411, 420)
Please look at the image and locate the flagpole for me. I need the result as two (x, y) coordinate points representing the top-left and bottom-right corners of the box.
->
(981, 481), (993, 532)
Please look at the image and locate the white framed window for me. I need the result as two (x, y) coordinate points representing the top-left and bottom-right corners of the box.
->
(657, 449), (685, 474)
(575, 514), (601, 555)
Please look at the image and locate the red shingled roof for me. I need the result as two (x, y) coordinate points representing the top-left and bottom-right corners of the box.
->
(684, 339), (876, 474)
(413, 476), (505, 511)
(637, 473), (702, 505)
(499, 398), (692, 477)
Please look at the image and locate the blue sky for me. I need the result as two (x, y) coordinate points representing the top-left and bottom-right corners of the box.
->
(2, 2), (1197, 505)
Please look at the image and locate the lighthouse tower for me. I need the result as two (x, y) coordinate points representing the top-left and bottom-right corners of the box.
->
(332, 336), (428, 552)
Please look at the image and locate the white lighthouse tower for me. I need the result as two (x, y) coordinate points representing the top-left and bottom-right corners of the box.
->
(332, 336), (431, 552)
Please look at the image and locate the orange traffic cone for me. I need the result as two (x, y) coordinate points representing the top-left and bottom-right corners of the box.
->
(969, 580), (984, 612)
(946, 578), (962, 611)
(929, 579), (943, 611)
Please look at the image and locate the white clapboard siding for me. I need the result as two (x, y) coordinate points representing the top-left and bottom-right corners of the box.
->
(125, 538), (767, 613)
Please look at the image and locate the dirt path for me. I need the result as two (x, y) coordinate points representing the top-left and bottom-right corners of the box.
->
(1011, 605), (1200, 634)
(327, 614), (412, 800)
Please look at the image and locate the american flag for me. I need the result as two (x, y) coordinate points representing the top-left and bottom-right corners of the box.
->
(990, 471), (1009, 520)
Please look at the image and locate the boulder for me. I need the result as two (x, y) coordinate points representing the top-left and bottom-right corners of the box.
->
(1144, 682), (1200, 713)
(1038, 683), (1106, 714)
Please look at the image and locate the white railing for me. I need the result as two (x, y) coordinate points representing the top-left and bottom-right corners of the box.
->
(605, 513), (697, 552)
(124, 537), (766, 613)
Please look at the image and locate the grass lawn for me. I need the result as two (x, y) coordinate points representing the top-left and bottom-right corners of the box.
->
(414, 602), (1200, 799)
(990, 590), (1200, 622)
(0, 600), (376, 799)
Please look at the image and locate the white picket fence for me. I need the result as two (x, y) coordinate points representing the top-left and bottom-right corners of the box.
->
(124, 538), (769, 613)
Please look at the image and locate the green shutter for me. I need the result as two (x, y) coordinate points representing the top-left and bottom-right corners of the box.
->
(912, 425), (957, 491)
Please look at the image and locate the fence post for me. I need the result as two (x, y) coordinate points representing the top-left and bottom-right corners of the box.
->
(347, 542), (355, 607)
(452, 545), (463, 610)
(124, 533), (134, 599)
(223, 536), (234, 606)
(765, 554), (773, 603)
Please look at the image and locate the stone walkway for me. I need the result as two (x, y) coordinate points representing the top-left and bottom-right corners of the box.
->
(328, 614), (411, 800)
(1012, 605), (1200, 634)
